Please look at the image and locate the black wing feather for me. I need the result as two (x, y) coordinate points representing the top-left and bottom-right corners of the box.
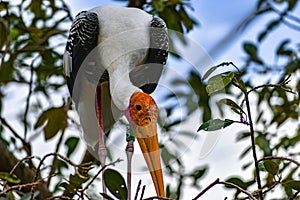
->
(65, 11), (99, 97)
(130, 16), (168, 94)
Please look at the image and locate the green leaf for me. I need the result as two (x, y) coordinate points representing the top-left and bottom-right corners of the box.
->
(0, 20), (8, 49)
(239, 145), (251, 159)
(218, 98), (243, 114)
(0, 172), (21, 183)
(258, 19), (280, 42)
(287, 0), (297, 10)
(285, 180), (300, 191)
(65, 136), (79, 157)
(189, 167), (207, 187)
(152, 0), (165, 12)
(59, 182), (76, 193)
(178, 5), (197, 32)
(263, 160), (279, 175)
(255, 135), (271, 156)
(198, 119), (234, 132)
(258, 162), (267, 172)
(34, 106), (67, 141)
(206, 72), (235, 95)
(159, 6), (183, 33)
(235, 79), (247, 93)
(276, 39), (291, 56)
(104, 169), (128, 200)
(69, 173), (89, 188)
(236, 132), (251, 142)
(161, 145), (177, 166)
(225, 177), (248, 190)
(202, 66), (219, 80)
(0, 1), (9, 11)
(243, 42), (262, 64)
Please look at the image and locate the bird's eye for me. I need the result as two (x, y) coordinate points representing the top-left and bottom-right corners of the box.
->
(135, 104), (142, 110)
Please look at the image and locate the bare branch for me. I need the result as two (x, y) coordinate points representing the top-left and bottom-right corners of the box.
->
(192, 178), (219, 200)
(0, 180), (42, 196)
(3, 156), (34, 188)
(0, 140), (52, 199)
(192, 178), (257, 200)
(0, 116), (31, 155)
(81, 158), (123, 192)
(47, 129), (66, 187)
(244, 89), (264, 200)
(219, 181), (257, 200)
(247, 75), (295, 95)
(258, 156), (300, 167)
(23, 56), (38, 141)
(134, 180), (142, 200)
(143, 197), (174, 200)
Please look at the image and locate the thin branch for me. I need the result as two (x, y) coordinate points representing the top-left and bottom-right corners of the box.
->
(23, 56), (38, 141)
(0, 180), (42, 196)
(46, 196), (72, 200)
(192, 178), (257, 200)
(46, 129), (66, 187)
(288, 191), (300, 200)
(266, 0), (300, 31)
(247, 75), (295, 95)
(47, 98), (71, 187)
(244, 91), (264, 200)
(192, 178), (220, 200)
(262, 181), (279, 195)
(143, 197), (174, 200)
(30, 153), (80, 200)
(240, 75), (295, 112)
(0, 116), (31, 155)
(134, 180), (142, 200)
(81, 158), (123, 192)
(219, 181), (257, 200)
(258, 156), (300, 167)
(140, 185), (146, 200)
(3, 156), (35, 188)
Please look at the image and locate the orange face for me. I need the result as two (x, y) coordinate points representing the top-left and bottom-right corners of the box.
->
(128, 92), (158, 127)
(126, 92), (165, 197)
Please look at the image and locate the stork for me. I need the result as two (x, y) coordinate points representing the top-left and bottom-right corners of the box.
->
(63, 5), (168, 198)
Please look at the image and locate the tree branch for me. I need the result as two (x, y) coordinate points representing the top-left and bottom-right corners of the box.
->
(244, 91), (264, 200)
(0, 116), (32, 156)
(192, 178), (257, 200)
(0, 140), (51, 199)
(258, 156), (300, 167)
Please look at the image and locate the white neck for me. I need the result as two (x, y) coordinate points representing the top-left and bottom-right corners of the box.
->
(107, 63), (140, 111)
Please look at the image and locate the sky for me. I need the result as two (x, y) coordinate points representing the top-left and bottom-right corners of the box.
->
(2, 0), (300, 199)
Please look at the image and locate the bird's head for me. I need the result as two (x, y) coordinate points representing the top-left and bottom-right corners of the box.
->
(125, 92), (165, 197)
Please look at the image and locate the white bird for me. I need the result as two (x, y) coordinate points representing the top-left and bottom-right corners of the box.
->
(63, 5), (168, 198)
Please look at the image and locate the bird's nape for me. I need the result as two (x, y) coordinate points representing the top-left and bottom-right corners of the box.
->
(125, 92), (165, 197)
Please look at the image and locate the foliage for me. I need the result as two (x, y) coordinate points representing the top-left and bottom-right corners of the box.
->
(196, 0), (300, 198)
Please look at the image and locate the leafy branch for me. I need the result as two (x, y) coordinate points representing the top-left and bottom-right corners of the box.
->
(198, 61), (298, 199)
(192, 178), (257, 200)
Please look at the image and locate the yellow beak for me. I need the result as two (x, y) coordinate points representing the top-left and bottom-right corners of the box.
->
(133, 119), (165, 197)
(126, 92), (165, 197)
